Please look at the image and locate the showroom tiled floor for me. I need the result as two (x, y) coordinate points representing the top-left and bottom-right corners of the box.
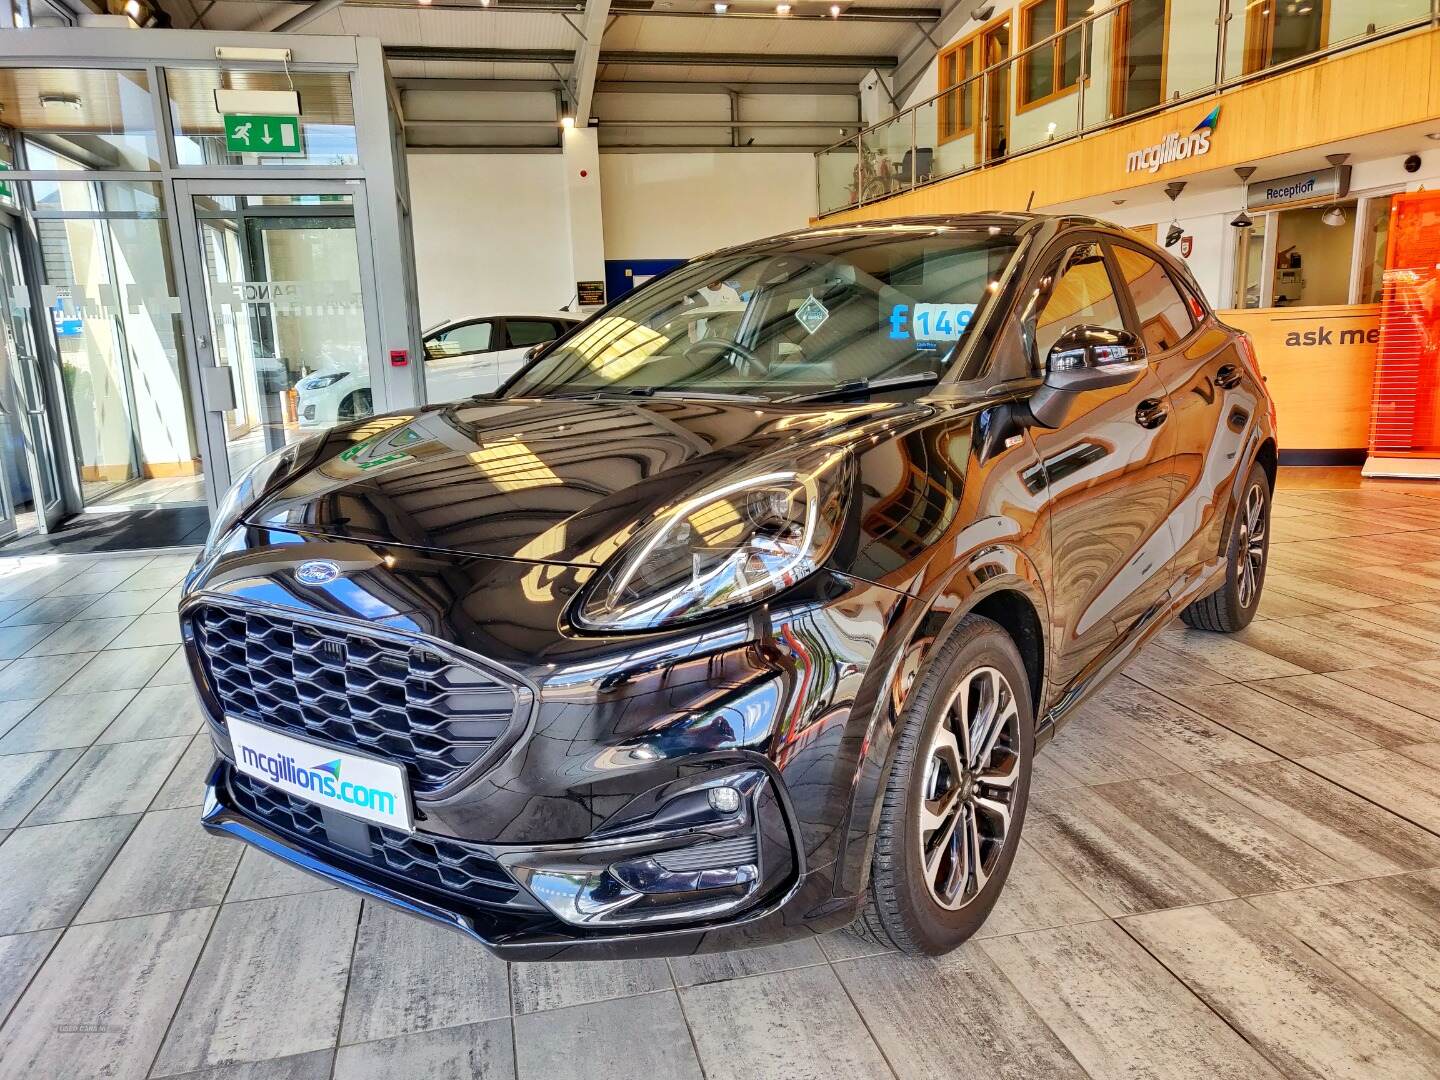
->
(3, 471), (1440, 1078)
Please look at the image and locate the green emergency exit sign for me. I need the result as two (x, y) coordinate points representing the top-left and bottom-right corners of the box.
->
(223, 114), (303, 155)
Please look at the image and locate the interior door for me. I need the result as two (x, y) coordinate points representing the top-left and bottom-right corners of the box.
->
(0, 218), (64, 536)
(176, 182), (382, 499)
(981, 20), (1011, 161)
(1110, 0), (1167, 119)
(1026, 239), (1177, 696)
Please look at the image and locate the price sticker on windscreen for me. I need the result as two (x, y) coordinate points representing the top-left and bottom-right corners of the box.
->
(911, 303), (976, 342)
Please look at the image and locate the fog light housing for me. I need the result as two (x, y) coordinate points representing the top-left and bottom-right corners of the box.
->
(495, 767), (795, 929)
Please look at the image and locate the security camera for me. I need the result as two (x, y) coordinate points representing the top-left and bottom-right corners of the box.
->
(1404, 154), (1423, 173)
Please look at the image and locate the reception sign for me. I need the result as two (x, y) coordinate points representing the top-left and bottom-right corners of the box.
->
(1220, 305), (1381, 455)
(1365, 190), (1440, 477)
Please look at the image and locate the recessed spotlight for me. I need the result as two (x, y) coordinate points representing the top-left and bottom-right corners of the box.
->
(713, 1), (728, 10)
(1427, 132), (1440, 141)
(776, 1), (790, 11)
(830, 3), (840, 14)
(560, 114), (575, 129)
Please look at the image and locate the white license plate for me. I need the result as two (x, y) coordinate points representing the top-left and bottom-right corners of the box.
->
(228, 717), (415, 832)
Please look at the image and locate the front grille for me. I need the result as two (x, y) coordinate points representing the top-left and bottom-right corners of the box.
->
(228, 769), (525, 907)
(190, 603), (523, 795)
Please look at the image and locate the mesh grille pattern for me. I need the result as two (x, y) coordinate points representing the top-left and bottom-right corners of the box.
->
(190, 603), (521, 794)
(228, 769), (523, 906)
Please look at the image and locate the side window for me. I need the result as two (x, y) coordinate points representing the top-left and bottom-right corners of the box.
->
(425, 320), (494, 360)
(506, 319), (563, 348)
(1033, 243), (1126, 361)
(1110, 245), (1196, 353)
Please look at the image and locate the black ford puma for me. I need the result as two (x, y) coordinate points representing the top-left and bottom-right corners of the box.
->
(184, 214), (1276, 960)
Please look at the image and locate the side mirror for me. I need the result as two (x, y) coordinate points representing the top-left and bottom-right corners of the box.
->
(1027, 325), (1146, 428)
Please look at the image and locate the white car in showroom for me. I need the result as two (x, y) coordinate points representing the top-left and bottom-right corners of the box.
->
(295, 312), (582, 427)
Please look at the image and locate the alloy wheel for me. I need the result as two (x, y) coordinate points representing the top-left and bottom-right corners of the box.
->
(916, 665), (1020, 911)
(1237, 482), (1267, 608)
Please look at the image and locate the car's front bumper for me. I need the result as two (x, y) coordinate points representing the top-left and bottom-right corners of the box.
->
(201, 756), (858, 960)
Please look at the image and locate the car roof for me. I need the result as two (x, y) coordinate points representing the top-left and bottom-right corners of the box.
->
(423, 312), (583, 335)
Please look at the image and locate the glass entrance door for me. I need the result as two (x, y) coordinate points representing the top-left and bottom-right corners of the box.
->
(0, 216), (62, 538)
(178, 184), (379, 493)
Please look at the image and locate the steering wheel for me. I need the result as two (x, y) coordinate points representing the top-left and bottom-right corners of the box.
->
(683, 337), (767, 380)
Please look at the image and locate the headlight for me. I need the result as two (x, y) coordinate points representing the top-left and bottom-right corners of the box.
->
(300, 372), (349, 390)
(202, 443), (298, 554)
(575, 448), (851, 631)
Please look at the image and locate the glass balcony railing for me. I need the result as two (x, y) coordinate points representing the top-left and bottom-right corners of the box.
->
(817, 0), (1439, 216)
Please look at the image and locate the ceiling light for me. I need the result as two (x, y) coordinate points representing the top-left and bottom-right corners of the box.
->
(1230, 210), (1254, 228)
(830, 3), (840, 14)
(1165, 223), (1184, 248)
(123, 0), (142, 17)
(776, 1), (791, 11)
(1322, 206), (1347, 227)
(1427, 132), (1440, 141)
(560, 114), (575, 129)
(38, 92), (82, 110)
(713, 1), (727, 10)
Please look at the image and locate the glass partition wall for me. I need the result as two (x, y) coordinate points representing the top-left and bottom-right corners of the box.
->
(817, 0), (1439, 215)
(0, 32), (417, 549)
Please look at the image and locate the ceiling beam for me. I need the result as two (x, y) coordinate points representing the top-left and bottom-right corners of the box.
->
(571, 0), (611, 125)
(387, 45), (897, 68)
(396, 78), (863, 95)
(272, 0), (346, 30)
(198, 0), (938, 18)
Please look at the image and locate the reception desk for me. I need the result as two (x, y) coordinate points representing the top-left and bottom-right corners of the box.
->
(1219, 304), (1381, 464)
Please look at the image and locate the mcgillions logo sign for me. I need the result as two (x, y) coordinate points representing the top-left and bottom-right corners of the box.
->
(239, 746), (398, 816)
(1126, 106), (1220, 174)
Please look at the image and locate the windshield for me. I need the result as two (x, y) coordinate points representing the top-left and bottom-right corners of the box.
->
(505, 228), (1021, 401)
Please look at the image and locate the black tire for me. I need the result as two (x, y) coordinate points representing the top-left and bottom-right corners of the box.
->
(858, 614), (1034, 955)
(1180, 461), (1271, 633)
(339, 388), (373, 422)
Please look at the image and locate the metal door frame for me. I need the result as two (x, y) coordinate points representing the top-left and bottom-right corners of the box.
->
(172, 176), (386, 502)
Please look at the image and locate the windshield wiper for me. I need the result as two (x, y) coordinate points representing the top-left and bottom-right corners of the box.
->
(780, 372), (940, 403)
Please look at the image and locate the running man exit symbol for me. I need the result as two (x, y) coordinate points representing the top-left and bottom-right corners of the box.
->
(223, 114), (303, 155)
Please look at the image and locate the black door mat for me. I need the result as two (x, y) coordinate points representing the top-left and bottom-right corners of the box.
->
(0, 506), (210, 556)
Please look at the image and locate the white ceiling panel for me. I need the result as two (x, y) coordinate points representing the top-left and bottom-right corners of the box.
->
(414, 10), (578, 50)
(336, 6), (424, 42)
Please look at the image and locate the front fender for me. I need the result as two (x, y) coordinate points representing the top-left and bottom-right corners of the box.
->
(829, 542), (1048, 899)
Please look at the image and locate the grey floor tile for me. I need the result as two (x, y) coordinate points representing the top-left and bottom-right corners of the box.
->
(74, 587), (170, 620)
(1023, 785), (1233, 917)
(1090, 772), (1353, 896)
(56, 645), (177, 695)
(1247, 673), (1440, 747)
(333, 1019), (514, 1080)
(1165, 681), (1378, 757)
(0, 816), (137, 933)
(0, 928), (60, 1021)
(151, 733), (218, 811)
(836, 945), (1089, 1080)
(26, 737), (189, 824)
(668, 935), (827, 988)
(47, 561), (153, 597)
(510, 954), (673, 1014)
(340, 901), (510, 1044)
(0, 598), (29, 622)
(979, 920), (1285, 1080)
(1080, 677), (1278, 773)
(1197, 759), (1440, 876)
(1326, 660), (1440, 721)
(0, 623), (61, 660)
(975, 839), (1107, 939)
(225, 846), (335, 903)
(1234, 617), (1405, 671)
(108, 611), (183, 650)
(817, 926), (894, 962)
(147, 588), (185, 614)
(158, 1050), (335, 1080)
(0, 593), (102, 627)
(75, 807), (243, 923)
(1154, 627), (1310, 681)
(97, 682), (205, 744)
(151, 890), (362, 1076)
(1247, 873), (1440, 1038)
(22, 616), (134, 657)
(1036, 705), (1188, 787)
(0, 907), (215, 1080)
(0, 689), (137, 754)
(680, 964), (894, 1080)
(0, 748), (82, 828)
(147, 646), (191, 687)
(0, 653), (97, 701)
(1119, 642), (1232, 692)
(1302, 748), (1440, 833)
(1122, 898), (1440, 1080)
(515, 992), (700, 1080)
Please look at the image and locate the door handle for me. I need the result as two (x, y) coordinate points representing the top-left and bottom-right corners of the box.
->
(1135, 398), (1169, 429)
(1215, 364), (1242, 389)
